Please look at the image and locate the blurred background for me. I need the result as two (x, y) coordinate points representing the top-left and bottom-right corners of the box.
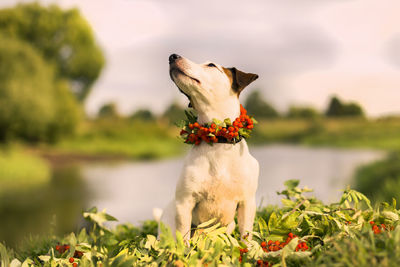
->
(0, 0), (400, 249)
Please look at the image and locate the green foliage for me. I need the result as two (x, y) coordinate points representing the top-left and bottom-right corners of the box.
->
(244, 90), (279, 119)
(3, 181), (400, 266)
(287, 106), (320, 119)
(98, 103), (120, 119)
(325, 96), (365, 117)
(355, 151), (400, 204)
(0, 3), (105, 100)
(0, 35), (80, 143)
(129, 109), (155, 121)
(162, 103), (188, 124)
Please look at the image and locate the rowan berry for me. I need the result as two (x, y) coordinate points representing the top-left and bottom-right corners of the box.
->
(261, 241), (267, 248)
(193, 122), (200, 128)
(257, 259), (263, 265)
(55, 245), (60, 251)
(69, 257), (74, 263)
(73, 263), (77, 267)
(74, 250), (83, 258)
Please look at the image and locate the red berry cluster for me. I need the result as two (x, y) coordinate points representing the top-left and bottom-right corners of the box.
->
(180, 105), (255, 145)
(369, 221), (392, 234)
(260, 233), (309, 253)
(55, 244), (83, 266)
(55, 244), (70, 253)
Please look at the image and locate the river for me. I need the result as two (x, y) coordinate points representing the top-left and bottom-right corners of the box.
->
(0, 144), (385, 246)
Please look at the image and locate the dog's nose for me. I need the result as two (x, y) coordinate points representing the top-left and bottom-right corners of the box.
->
(169, 54), (181, 64)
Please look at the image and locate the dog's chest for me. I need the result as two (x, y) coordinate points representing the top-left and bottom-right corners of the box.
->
(181, 141), (258, 202)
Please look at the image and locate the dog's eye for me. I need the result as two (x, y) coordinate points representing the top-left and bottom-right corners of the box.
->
(207, 63), (217, 68)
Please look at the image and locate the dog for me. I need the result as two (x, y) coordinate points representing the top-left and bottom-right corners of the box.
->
(158, 54), (259, 242)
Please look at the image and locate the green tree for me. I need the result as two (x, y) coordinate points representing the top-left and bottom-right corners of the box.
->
(98, 103), (120, 119)
(162, 103), (186, 124)
(130, 109), (155, 121)
(244, 90), (279, 119)
(0, 3), (105, 100)
(0, 35), (80, 142)
(287, 106), (320, 119)
(326, 96), (343, 117)
(326, 96), (365, 117)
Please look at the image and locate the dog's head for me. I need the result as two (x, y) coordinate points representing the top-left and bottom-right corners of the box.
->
(168, 54), (258, 114)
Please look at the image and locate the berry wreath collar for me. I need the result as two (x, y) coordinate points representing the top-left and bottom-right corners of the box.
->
(177, 104), (257, 145)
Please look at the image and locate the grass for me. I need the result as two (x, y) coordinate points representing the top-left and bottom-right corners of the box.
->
(1, 180), (399, 266)
(0, 146), (50, 194)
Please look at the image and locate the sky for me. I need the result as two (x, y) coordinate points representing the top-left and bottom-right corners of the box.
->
(2, 0), (400, 117)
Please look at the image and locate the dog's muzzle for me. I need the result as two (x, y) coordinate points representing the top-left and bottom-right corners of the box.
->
(169, 53), (181, 64)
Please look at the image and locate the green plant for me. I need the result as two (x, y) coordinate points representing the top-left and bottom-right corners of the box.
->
(1, 180), (399, 266)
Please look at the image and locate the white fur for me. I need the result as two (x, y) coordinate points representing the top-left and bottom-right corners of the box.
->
(159, 55), (259, 241)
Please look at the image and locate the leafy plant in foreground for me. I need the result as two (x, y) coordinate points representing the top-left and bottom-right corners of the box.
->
(1, 180), (399, 266)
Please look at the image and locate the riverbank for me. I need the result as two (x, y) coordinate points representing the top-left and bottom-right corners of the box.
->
(251, 117), (400, 151)
(20, 116), (400, 164)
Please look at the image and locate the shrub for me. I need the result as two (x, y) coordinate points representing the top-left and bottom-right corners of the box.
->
(244, 90), (279, 119)
(287, 106), (320, 119)
(355, 151), (400, 203)
(0, 36), (80, 143)
(325, 96), (365, 117)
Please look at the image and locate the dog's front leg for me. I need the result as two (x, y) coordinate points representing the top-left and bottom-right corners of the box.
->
(237, 196), (256, 241)
(175, 195), (195, 242)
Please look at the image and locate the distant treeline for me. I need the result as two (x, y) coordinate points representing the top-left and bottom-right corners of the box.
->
(97, 91), (365, 123)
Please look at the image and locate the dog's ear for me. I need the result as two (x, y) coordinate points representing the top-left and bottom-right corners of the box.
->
(224, 67), (259, 95)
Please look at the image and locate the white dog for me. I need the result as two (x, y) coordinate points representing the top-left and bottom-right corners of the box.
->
(158, 54), (259, 242)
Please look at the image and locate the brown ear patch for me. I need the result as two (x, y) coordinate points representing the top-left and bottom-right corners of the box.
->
(223, 67), (259, 95)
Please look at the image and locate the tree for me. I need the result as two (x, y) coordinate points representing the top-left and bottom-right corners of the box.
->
(244, 90), (279, 119)
(0, 3), (105, 100)
(98, 103), (120, 119)
(0, 35), (80, 142)
(287, 106), (320, 119)
(326, 97), (343, 117)
(325, 96), (365, 117)
(130, 109), (155, 121)
(162, 103), (186, 124)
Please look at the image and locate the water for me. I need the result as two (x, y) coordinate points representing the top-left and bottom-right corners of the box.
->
(0, 145), (385, 246)
(81, 144), (385, 225)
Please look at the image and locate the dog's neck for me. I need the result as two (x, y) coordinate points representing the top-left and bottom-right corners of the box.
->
(195, 98), (240, 124)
